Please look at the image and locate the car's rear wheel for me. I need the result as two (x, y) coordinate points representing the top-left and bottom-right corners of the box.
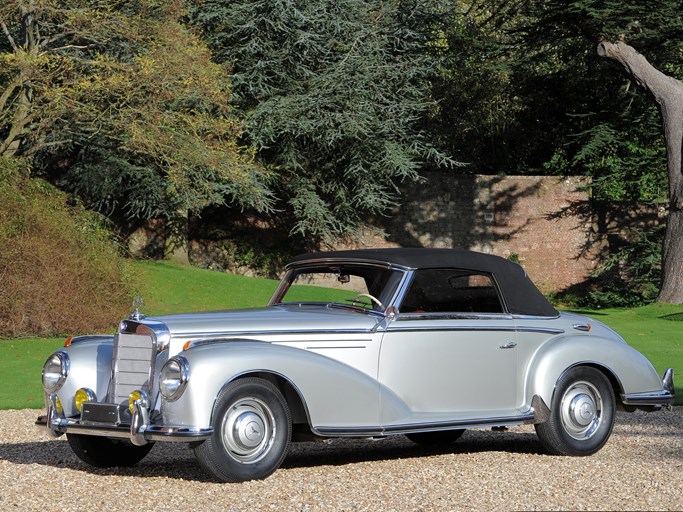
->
(406, 429), (465, 446)
(193, 377), (291, 482)
(67, 434), (154, 467)
(535, 366), (615, 456)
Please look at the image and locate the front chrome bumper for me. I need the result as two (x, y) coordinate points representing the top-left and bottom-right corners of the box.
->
(621, 368), (675, 409)
(35, 394), (213, 445)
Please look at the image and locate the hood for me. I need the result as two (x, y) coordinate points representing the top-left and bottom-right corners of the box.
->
(148, 304), (383, 337)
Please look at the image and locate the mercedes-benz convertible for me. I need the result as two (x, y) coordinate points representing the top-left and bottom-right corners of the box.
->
(37, 248), (674, 482)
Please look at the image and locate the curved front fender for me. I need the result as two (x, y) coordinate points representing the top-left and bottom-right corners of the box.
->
(162, 341), (381, 430)
(524, 334), (664, 409)
(52, 336), (114, 416)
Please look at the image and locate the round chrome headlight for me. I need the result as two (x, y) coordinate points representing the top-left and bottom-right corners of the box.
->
(159, 356), (189, 401)
(42, 351), (70, 394)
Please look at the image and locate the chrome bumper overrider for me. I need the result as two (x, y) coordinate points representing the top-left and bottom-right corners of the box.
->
(35, 394), (213, 444)
(621, 368), (675, 409)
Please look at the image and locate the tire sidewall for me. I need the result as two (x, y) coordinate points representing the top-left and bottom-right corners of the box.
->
(542, 366), (615, 455)
(198, 377), (291, 482)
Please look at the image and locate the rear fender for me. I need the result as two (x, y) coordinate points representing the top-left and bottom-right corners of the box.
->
(524, 335), (664, 411)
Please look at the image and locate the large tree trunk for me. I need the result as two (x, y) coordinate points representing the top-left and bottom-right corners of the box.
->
(597, 40), (683, 304)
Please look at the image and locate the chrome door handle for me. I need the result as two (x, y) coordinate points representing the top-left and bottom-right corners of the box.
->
(500, 341), (517, 349)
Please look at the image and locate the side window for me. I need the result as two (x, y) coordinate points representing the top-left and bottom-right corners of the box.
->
(400, 269), (504, 314)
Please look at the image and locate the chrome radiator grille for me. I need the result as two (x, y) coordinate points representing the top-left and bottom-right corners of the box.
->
(111, 333), (155, 405)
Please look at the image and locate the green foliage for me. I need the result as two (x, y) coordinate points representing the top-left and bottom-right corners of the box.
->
(425, 1), (525, 171)
(0, 156), (133, 336)
(190, 0), (456, 241)
(1, 0), (271, 240)
(513, 0), (680, 202)
(587, 227), (663, 307)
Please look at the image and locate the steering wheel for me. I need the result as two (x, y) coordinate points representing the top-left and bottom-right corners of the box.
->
(350, 293), (383, 308)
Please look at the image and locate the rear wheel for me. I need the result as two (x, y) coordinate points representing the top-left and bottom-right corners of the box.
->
(406, 429), (465, 446)
(67, 434), (154, 467)
(535, 366), (615, 456)
(193, 377), (291, 482)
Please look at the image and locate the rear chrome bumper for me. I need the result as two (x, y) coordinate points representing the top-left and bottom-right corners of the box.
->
(35, 394), (213, 445)
(621, 368), (675, 409)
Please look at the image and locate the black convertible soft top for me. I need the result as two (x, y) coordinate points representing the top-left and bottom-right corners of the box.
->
(290, 248), (559, 317)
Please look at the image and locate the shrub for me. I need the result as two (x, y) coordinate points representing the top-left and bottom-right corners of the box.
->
(0, 158), (133, 337)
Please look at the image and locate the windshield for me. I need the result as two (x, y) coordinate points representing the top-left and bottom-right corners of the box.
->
(271, 264), (404, 313)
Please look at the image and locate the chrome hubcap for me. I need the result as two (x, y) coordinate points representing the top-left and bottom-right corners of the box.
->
(221, 397), (275, 463)
(560, 380), (603, 440)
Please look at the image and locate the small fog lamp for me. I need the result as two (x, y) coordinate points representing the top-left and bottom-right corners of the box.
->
(74, 388), (96, 413)
(54, 396), (63, 415)
(128, 389), (149, 414)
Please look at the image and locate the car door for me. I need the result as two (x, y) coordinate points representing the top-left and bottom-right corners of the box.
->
(378, 268), (519, 427)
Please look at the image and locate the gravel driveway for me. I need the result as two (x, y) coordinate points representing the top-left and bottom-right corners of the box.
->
(1, 408), (681, 511)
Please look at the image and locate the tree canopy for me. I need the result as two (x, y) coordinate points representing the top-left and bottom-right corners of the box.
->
(190, 0), (456, 242)
(1, 0), (682, 304)
(512, 0), (683, 302)
(0, 0), (271, 236)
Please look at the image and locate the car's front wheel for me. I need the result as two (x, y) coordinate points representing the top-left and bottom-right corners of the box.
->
(535, 366), (615, 456)
(67, 434), (154, 467)
(193, 377), (291, 482)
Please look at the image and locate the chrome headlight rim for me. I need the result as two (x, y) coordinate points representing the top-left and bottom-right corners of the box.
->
(159, 355), (190, 402)
(42, 351), (70, 394)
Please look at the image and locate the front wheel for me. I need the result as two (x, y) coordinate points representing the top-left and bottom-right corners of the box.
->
(193, 377), (291, 482)
(67, 434), (154, 467)
(535, 366), (615, 456)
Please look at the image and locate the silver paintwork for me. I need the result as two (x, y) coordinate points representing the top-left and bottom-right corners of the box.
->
(38, 257), (674, 450)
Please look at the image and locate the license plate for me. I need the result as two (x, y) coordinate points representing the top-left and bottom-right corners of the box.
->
(81, 403), (122, 424)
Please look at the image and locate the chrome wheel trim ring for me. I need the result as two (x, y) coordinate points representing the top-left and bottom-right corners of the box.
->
(559, 380), (603, 440)
(221, 397), (276, 464)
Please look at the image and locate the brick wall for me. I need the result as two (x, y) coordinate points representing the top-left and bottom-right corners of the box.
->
(180, 172), (664, 293)
(332, 173), (599, 293)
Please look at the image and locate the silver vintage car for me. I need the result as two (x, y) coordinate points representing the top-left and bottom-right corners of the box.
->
(37, 248), (674, 482)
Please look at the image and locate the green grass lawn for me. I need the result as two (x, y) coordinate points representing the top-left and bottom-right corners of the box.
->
(2, 260), (681, 409)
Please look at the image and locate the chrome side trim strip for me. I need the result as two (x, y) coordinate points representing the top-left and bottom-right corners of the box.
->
(386, 325), (518, 333)
(397, 313), (513, 321)
(172, 328), (376, 340)
(313, 411), (536, 437)
(515, 326), (565, 335)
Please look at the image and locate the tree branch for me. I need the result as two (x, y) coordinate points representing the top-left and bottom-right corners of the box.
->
(597, 40), (683, 105)
(0, 17), (20, 52)
(0, 76), (22, 114)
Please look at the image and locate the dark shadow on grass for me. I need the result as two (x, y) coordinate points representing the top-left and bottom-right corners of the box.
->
(660, 312), (683, 321)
